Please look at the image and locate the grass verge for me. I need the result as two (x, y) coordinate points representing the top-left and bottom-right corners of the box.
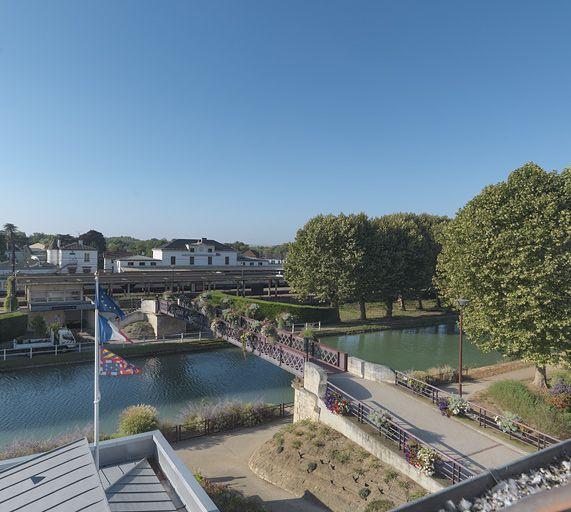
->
(484, 380), (570, 439)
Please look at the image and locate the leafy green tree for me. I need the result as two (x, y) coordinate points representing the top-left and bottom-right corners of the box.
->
(400, 213), (450, 308)
(49, 234), (76, 247)
(28, 232), (55, 245)
(3, 223), (21, 273)
(30, 316), (47, 337)
(367, 215), (426, 317)
(284, 214), (368, 317)
(436, 163), (570, 387)
(228, 241), (251, 253)
(3, 275), (18, 312)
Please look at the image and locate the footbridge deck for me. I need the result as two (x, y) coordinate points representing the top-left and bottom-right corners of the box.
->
(158, 299), (347, 376)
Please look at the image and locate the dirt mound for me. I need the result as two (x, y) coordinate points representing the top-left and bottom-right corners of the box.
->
(249, 420), (425, 512)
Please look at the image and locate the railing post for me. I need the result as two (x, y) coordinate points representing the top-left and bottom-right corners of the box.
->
(199, 330), (202, 341)
(78, 343), (81, 353)
(180, 333), (184, 342)
(55, 344), (58, 356)
(3, 349), (6, 361)
(29, 347), (33, 359)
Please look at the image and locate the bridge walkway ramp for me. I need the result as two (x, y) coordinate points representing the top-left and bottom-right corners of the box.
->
(329, 372), (523, 474)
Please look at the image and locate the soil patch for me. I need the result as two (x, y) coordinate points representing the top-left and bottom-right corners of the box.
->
(249, 420), (426, 512)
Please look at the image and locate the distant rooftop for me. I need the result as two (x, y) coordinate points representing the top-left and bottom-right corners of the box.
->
(158, 238), (234, 252)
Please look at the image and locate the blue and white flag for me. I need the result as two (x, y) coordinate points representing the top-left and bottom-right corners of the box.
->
(97, 287), (125, 320)
(98, 315), (131, 344)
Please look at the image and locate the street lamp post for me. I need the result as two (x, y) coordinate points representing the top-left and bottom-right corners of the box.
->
(457, 298), (469, 396)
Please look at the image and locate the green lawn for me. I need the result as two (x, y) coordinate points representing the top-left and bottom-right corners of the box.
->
(339, 299), (445, 323)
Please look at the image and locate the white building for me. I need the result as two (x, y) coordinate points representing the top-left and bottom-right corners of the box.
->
(152, 238), (238, 267)
(114, 254), (161, 272)
(46, 240), (98, 274)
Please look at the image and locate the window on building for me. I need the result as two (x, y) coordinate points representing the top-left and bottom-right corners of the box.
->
(250, 262), (254, 266)
(225, 256), (230, 265)
(258, 262), (263, 266)
(84, 253), (90, 262)
(208, 248), (212, 253)
(208, 256), (212, 265)
(128, 262), (134, 267)
(170, 256), (176, 265)
(189, 248), (195, 252)
(190, 256), (195, 265)
(150, 262), (156, 266)
(139, 261), (145, 266)
(69, 267), (76, 274)
(82, 267), (91, 273)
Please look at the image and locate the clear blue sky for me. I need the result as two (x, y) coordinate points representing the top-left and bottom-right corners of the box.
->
(1, 1), (570, 244)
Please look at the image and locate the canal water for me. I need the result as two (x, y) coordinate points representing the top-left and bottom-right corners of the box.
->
(0, 347), (294, 446)
(0, 323), (502, 447)
(322, 323), (503, 371)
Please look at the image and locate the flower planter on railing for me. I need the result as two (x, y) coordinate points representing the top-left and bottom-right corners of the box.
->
(394, 370), (560, 450)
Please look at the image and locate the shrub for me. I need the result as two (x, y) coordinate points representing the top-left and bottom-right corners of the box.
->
(246, 303), (261, 319)
(358, 487), (371, 499)
(123, 321), (154, 339)
(307, 462), (317, 473)
(29, 316), (47, 337)
(329, 449), (350, 464)
(365, 499), (395, 512)
(179, 399), (275, 432)
(291, 439), (302, 449)
(301, 327), (314, 339)
(0, 311), (28, 341)
(547, 378), (571, 411)
(3, 276), (18, 312)
(118, 404), (159, 436)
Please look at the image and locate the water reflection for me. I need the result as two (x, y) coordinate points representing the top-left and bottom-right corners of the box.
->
(0, 347), (294, 445)
(322, 323), (501, 371)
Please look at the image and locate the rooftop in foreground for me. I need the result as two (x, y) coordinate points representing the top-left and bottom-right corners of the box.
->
(0, 431), (219, 512)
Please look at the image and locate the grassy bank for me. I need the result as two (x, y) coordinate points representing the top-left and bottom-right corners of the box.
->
(339, 299), (446, 323)
(484, 380), (571, 439)
(208, 291), (340, 323)
(0, 339), (228, 372)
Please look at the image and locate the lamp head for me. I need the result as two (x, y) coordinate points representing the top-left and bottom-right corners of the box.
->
(457, 298), (469, 308)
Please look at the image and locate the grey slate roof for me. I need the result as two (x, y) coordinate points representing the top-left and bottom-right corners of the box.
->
(101, 459), (186, 511)
(0, 438), (110, 512)
(159, 239), (234, 252)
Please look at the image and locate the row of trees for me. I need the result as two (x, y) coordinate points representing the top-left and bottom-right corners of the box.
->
(285, 163), (570, 386)
(284, 213), (449, 319)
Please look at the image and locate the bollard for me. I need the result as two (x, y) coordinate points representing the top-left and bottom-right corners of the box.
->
(29, 347), (33, 359)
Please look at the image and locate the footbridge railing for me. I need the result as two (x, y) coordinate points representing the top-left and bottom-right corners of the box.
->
(394, 370), (560, 450)
(326, 382), (476, 484)
(158, 298), (347, 376)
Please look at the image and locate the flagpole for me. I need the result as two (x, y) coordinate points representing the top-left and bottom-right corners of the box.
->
(94, 272), (101, 470)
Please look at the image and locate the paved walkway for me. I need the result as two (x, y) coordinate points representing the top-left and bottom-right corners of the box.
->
(174, 419), (330, 512)
(329, 373), (524, 474)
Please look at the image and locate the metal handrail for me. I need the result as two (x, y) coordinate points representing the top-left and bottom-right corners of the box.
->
(326, 382), (475, 484)
(394, 370), (560, 449)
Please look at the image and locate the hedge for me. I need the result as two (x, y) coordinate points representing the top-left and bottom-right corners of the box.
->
(0, 311), (28, 341)
(208, 292), (340, 324)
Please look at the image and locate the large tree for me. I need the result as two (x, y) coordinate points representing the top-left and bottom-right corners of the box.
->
(436, 163), (571, 387)
(367, 215), (426, 317)
(3, 223), (21, 274)
(284, 213), (369, 317)
(79, 230), (107, 253)
(401, 213), (450, 308)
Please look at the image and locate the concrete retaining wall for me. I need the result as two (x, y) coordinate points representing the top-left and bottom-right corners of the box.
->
(347, 356), (396, 384)
(297, 362), (444, 493)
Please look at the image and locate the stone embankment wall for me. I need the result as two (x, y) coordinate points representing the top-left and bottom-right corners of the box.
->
(123, 299), (187, 337)
(294, 360), (444, 493)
